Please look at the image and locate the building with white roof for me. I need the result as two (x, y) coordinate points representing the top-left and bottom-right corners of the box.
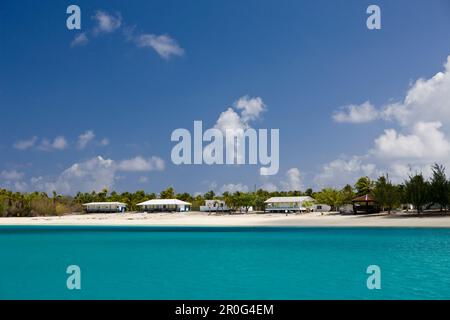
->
(137, 199), (191, 212)
(82, 202), (127, 213)
(264, 196), (315, 213)
(200, 200), (229, 212)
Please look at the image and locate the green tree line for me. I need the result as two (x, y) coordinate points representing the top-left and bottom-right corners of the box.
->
(1, 163), (449, 217)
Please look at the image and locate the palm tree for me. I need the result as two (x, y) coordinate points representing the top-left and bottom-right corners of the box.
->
(355, 176), (374, 196)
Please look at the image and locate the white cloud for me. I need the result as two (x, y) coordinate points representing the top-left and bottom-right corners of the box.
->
(52, 136), (68, 150)
(30, 176), (43, 184)
(220, 183), (249, 194)
(77, 131), (109, 149)
(14, 136), (67, 151)
(372, 121), (450, 161)
(388, 162), (435, 183)
(75, 10), (184, 60)
(118, 156), (165, 172)
(332, 101), (379, 123)
(1, 170), (24, 181)
(13, 136), (38, 150)
(215, 96), (266, 132)
(280, 168), (302, 191)
(136, 33), (184, 59)
(71, 33), (89, 47)
(215, 107), (248, 132)
(77, 130), (95, 149)
(207, 168), (301, 193)
(39, 136), (68, 151)
(50, 156), (116, 194)
(93, 11), (122, 34)
(149, 156), (165, 171)
(257, 168), (303, 191)
(100, 138), (109, 146)
(381, 56), (450, 127)
(314, 156), (378, 189)
(260, 182), (278, 192)
(39, 139), (54, 151)
(234, 96), (266, 122)
(14, 181), (28, 192)
(321, 55), (450, 187)
(28, 155), (165, 194)
(333, 56), (450, 127)
(210, 96), (266, 164)
(0, 174), (28, 192)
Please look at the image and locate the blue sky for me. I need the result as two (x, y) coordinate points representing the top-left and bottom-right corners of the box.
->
(1, 0), (450, 195)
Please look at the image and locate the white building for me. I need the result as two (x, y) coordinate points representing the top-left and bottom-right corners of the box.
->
(312, 204), (331, 213)
(82, 202), (127, 213)
(137, 199), (191, 212)
(200, 200), (229, 212)
(200, 200), (254, 213)
(264, 196), (315, 213)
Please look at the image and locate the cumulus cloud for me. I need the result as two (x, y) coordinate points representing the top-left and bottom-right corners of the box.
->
(372, 121), (450, 161)
(118, 156), (165, 172)
(71, 33), (89, 47)
(1, 170), (24, 181)
(257, 168), (303, 191)
(52, 136), (68, 150)
(332, 101), (379, 123)
(14, 136), (67, 151)
(209, 96), (267, 164)
(220, 183), (249, 194)
(314, 156), (378, 189)
(13, 181), (28, 192)
(50, 156), (116, 194)
(333, 56), (450, 127)
(215, 96), (265, 131)
(28, 155), (165, 194)
(381, 56), (450, 127)
(39, 136), (68, 151)
(280, 168), (302, 191)
(260, 182), (278, 192)
(0, 170), (28, 192)
(215, 107), (247, 133)
(100, 138), (109, 146)
(208, 168), (301, 194)
(93, 11), (122, 34)
(13, 136), (38, 150)
(322, 55), (450, 186)
(234, 96), (266, 122)
(77, 130), (95, 149)
(136, 34), (184, 59)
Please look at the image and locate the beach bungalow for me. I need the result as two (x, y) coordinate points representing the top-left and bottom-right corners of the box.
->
(137, 199), (191, 212)
(82, 202), (127, 213)
(312, 204), (332, 213)
(264, 196), (315, 213)
(200, 200), (230, 212)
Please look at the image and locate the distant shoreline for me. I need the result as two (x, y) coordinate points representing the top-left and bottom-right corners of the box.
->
(1, 211), (450, 227)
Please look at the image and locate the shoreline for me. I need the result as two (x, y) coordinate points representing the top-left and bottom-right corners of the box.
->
(1, 211), (450, 227)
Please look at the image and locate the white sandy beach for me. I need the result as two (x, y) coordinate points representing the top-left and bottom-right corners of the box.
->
(1, 211), (450, 227)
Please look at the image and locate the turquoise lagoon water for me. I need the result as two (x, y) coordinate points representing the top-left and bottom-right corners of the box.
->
(0, 226), (449, 300)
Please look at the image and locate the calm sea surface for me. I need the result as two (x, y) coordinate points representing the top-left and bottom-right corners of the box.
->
(0, 226), (449, 299)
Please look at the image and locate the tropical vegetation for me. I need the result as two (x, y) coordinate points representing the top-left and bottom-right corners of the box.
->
(1, 163), (450, 217)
